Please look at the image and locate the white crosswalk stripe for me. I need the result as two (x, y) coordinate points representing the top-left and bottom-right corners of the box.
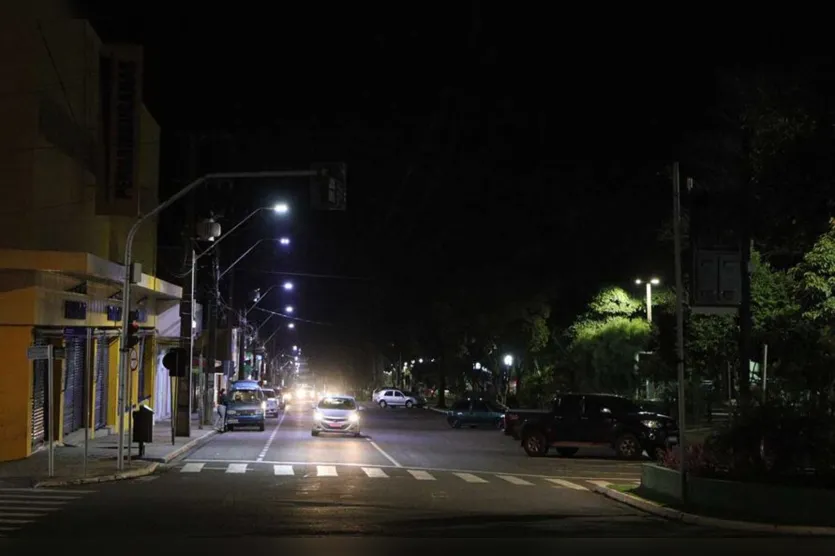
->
(407, 470), (435, 481)
(361, 467), (388, 478)
(181, 463), (205, 473)
(497, 475), (533, 486)
(316, 465), (337, 477)
(0, 487), (93, 538)
(226, 463), (248, 474)
(546, 478), (589, 490)
(453, 472), (489, 483)
(273, 465), (294, 476)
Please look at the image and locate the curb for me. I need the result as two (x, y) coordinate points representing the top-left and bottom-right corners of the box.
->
(588, 482), (835, 536)
(142, 429), (218, 463)
(34, 462), (159, 488)
(428, 407), (448, 414)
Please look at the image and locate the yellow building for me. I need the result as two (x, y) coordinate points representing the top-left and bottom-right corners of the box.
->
(0, 17), (180, 461)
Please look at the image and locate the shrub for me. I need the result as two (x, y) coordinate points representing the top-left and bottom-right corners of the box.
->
(659, 442), (718, 477)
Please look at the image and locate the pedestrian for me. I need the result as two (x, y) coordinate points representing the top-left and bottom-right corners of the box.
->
(215, 388), (228, 431)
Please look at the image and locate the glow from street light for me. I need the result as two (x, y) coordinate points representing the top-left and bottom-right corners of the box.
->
(283, 281), (293, 291)
(288, 323), (295, 329)
(285, 306), (294, 313)
(292, 345), (298, 351)
(273, 203), (289, 214)
(503, 354), (513, 366)
(650, 278), (661, 285)
(279, 237), (290, 245)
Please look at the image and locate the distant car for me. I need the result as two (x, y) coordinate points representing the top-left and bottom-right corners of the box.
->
(311, 395), (362, 437)
(402, 391), (427, 408)
(376, 389), (418, 409)
(261, 388), (280, 417)
(372, 387), (398, 404)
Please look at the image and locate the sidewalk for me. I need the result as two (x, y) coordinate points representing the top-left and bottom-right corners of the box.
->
(588, 480), (835, 536)
(0, 417), (216, 488)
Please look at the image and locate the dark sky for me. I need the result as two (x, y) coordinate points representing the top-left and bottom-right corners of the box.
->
(87, 9), (830, 356)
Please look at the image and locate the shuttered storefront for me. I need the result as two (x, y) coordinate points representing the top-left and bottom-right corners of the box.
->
(94, 335), (109, 429)
(62, 336), (86, 435)
(31, 335), (49, 450)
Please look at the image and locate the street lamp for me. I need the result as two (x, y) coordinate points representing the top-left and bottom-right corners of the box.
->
(285, 306), (294, 313)
(279, 237), (291, 246)
(292, 345), (298, 351)
(288, 323), (295, 329)
(283, 281), (293, 291)
(634, 277), (661, 322)
(503, 354), (513, 367)
(273, 203), (289, 214)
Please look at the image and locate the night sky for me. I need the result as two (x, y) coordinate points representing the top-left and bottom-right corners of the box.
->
(86, 9), (828, 361)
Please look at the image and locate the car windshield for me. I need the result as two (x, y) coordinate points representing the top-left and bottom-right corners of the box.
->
(318, 397), (356, 410)
(230, 390), (261, 403)
(262, 389), (275, 398)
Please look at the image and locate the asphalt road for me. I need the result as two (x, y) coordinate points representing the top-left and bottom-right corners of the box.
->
(0, 402), (819, 546)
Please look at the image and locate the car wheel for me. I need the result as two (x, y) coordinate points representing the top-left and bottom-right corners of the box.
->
(227, 425), (234, 432)
(405, 400), (414, 408)
(354, 432), (362, 438)
(615, 433), (642, 459)
(556, 448), (579, 457)
(379, 400), (387, 408)
(449, 418), (462, 429)
(522, 432), (549, 457)
(259, 423), (265, 432)
(311, 430), (319, 437)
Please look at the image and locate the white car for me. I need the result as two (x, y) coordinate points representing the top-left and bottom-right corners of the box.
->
(376, 389), (418, 409)
(311, 395), (362, 437)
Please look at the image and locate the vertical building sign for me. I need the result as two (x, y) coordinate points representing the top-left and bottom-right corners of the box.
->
(97, 45), (143, 216)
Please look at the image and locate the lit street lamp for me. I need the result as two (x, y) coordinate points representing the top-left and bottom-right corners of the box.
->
(634, 278), (661, 322)
(273, 203), (289, 214)
(292, 345), (298, 351)
(288, 323), (295, 329)
(285, 306), (294, 313)
(279, 237), (291, 245)
(283, 281), (293, 291)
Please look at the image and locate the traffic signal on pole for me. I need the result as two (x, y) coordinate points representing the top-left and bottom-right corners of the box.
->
(125, 317), (140, 350)
(163, 347), (189, 378)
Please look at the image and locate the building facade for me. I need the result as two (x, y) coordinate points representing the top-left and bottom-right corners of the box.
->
(0, 16), (180, 461)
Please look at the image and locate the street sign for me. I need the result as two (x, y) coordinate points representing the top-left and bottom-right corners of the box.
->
(27, 345), (50, 360)
(130, 347), (139, 371)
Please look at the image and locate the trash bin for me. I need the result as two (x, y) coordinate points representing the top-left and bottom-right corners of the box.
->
(133, 404), (154, 456)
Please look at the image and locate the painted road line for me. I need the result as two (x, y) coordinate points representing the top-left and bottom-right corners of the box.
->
(225, 463), (248, 474)
(367, 439), (402, 468)
(0, 518), (33, 524)
(0, 499), (68, 506)
(454, 472), (488, 484)
(257, 411), (286, 462)
(407, 470), (436, 481)
(546, 478), (589, 490)
(316, 465), (338, 477)
(497, 475), (534, 486)
(273, 465), (294, 476)
(362, 467), (389, 478)
(181, 463), (205, 473)
(0, 494), (78, 500)
(0, 488), (96, 494)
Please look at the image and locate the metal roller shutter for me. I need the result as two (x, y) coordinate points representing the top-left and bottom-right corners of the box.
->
(31, 335), (49, 449)
(94, 336), (109, 430)
(63, 337), (86, 435)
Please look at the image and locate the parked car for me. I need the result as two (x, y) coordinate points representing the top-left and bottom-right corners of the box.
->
(519, 393), (678, 459)
(446, 397), (506, 428)
(226, 380), (266, 431)
(372, 387), (398, 404)
(402, 390), (427, 408)
(376, 389), (419, 408)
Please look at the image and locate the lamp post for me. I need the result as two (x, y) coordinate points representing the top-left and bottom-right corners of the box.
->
(117, 170), (310, 472)
(634, 277), (660, 323)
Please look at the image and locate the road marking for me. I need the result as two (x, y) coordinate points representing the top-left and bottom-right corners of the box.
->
(0, 499), (68, 506)
(0, 512), (43, 518)
(225, 463), (248, 474)
(316, 465), (337, 477)
(407, 470), (435, 481)
(454, 472), (488, 484)
(361, 467), (388, 478)
(0, 518), (34, 524)
(546, 478), (589, 490)
(183, 458), (638, 482)
(273, 465), (294, 476)
(0, 488), (96, 494)
(181, 463), (205, 473)
(366, 439), (402, 468)
(497, 475), (533, 486)
(0, 506), (58, 512)
(0, 494), (77, 500)
(257, 410), (286, 462)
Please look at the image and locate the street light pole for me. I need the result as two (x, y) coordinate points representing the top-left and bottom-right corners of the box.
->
(117, 170), (314, 472)
(672, 161), (688, 502)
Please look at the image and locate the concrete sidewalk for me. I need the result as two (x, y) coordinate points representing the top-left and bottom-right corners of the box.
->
(0, 417), (216, 488)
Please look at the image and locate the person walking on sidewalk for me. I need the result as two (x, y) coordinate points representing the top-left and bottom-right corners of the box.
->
(215, 388), (228, 431)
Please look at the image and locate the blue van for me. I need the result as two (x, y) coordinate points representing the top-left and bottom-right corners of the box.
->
(225, 380), (266, 431)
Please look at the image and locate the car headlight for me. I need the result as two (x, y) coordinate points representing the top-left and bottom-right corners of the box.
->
(227, 410), (237, 415)
(261, 401), (267, 411)
(313, 411), (323, 421)
(641, 420), (662, 429)
(349, 412), (359, 423)
(284, 393), (292, 401)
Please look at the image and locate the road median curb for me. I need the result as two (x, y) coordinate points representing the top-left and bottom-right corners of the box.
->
(428, 407), (447, 414)
(143, 429), (218, 463)
(34, 462), (159, 488)
(588, 482), (835, 536)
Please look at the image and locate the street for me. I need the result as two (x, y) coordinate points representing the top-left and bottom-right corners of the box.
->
(0, 403), (815, 544)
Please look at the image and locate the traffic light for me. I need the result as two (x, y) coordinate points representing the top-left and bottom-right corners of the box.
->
(163, 347), (189, 378)
(125, 317), (140, 350)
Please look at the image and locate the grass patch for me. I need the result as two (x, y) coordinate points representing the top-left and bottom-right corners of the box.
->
(609, 483), (639, 494)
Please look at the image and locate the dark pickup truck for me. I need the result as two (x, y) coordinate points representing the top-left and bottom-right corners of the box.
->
(518, 393), (678, 459)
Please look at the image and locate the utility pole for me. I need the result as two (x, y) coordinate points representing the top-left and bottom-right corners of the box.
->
(672, 161), (688, 503)
(204, 244), (220, 424)
(238, 307), (247, 380)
